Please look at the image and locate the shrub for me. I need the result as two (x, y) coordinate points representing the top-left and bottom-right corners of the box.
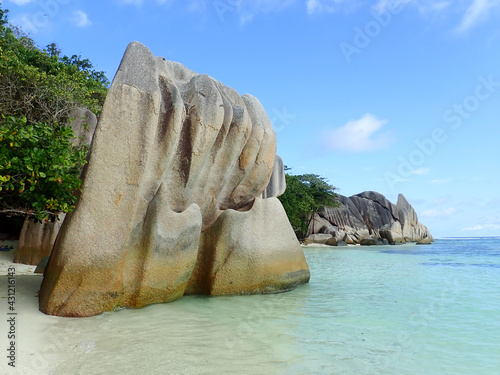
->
(0, 3), (108, 220)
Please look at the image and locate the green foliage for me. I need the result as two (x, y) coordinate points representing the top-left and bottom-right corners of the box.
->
(0, 3), (108, 220)
(278, 172), (339, 239)
(0, 29), (109, 123)
(46, 42), (61, 58)
(0, 4), (7, 29)
(0, 115), (88, 221)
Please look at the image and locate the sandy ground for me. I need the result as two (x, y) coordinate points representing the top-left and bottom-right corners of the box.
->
(0, 242), (287, 375)
(1, 241), (45, 375)
(0, 241), (37, 275)
(0, 240), (346, 375)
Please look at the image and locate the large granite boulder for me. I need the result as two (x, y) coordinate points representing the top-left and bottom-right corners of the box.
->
(309, 194), (370, 243)
(379, 221), (405, 243)
(308, 191), (432, 245)
(186, 197), (308, 295)
(349, 191), (399, 236)
(304, 233), (333, 245)
(416, 238), (433, 245)
(396, 194), (432, 241)
(360, 238), (383, 246)
(39, 42), (309, 317)
(14, 214), (66, 266)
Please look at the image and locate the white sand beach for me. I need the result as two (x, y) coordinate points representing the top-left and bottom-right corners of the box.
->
(0, 241), (300, 375)
(0, 241), (36, 275)
(0, 242), (204, 375)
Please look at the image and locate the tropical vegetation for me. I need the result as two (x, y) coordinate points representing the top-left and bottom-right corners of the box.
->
(0, 3), (109, 221)
(278, 170), (339, 239)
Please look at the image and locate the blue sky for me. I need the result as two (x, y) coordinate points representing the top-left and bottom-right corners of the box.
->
(3, 0), (500, 237)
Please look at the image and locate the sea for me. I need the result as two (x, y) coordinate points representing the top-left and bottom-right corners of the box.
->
(5, 238), (500, 375)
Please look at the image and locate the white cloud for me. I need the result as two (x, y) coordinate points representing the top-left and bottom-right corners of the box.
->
(463, 215), (500, 232)
(420, 207), (457, 218)
(423, 1), (451, 13)
(307, 0), (359, 14)
(373, 0), (453, 14)
(6, 0), (33, 5)
(430, 178), (453, 184)
(373, 0), (412, 14)
(198, 0), (294, 24)
(73, 10), (92, 28)
(462, 223), (500, 231)
(411, 167), (429, 176)
(114, 0), (499, 29)
(307, 0), (319, 13)
(374, 0), (500, 32)
(235, 0), (295, 23)
(323, 114), (394, 152)
(456, 0), (500, 32)
(374, 0), (451, 15)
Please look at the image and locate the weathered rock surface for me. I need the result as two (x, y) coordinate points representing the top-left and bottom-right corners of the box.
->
(416, 238), (433, 245)
(39, 42), (309, 317)
(308, 191), (433, 245)
(35, 256), (50, 274)
(186, 197), (309, 295)
(14, 214), (66, 266)
(360, 238), (383, 246)
(350, 191), (399, 232)
(304, 233), (333, 245)
(262, 155), (286, 199)
(396, 194), (432, 242)
(308, 194), (370, 243)
(325, 237), (338, 246)
(68, 107), (98, 146)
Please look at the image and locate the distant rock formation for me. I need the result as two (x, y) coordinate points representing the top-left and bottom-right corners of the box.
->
(39, 42), (309, 317)
(14, 108), (97, 266)
(306, 191), (433, 245)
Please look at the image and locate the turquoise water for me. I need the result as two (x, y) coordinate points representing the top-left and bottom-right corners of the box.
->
(288, 239), (500, 375)
(6, 238), (500, 374)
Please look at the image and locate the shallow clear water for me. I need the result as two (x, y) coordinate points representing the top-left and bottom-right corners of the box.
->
(6, 238), (500, 374)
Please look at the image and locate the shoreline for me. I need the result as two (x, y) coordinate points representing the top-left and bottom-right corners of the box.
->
(0, 241), (36, 276)
(300, 242), (420, 248)
(301, 243), (359, 248)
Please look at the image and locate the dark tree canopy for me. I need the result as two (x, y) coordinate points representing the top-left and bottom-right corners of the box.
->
(0, 4), (7, 28)
(278, 171), (339, 239)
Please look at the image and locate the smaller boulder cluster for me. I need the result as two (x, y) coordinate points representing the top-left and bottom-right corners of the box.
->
(305, 191), (433, 246)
